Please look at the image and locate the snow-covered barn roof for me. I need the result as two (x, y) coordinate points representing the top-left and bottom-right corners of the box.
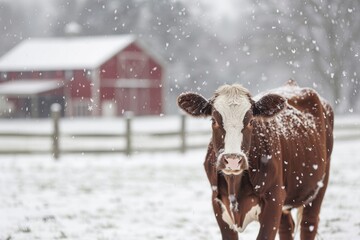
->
(0, 35), (136, 71)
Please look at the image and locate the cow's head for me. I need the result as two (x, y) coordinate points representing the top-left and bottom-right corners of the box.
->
(177, 84), (286, 176)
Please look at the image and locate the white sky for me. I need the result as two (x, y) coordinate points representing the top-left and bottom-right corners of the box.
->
(181, 0), (243, 22)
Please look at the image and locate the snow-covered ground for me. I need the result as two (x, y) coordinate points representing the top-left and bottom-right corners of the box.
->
(0, 137), (359, 239)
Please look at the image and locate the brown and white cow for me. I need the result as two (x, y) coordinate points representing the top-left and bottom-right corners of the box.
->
(177, 80), (333, 240)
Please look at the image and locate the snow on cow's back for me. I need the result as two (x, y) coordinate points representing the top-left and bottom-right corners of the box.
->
(272, 104), (317, 140)
(252, 104), (318, 141)
(254, 80), (330, 111)
(254, 82), (322, 140)
(254, 80), (306, 102)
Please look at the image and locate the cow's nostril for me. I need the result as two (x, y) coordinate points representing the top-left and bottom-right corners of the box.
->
(222, 154), (246, 172)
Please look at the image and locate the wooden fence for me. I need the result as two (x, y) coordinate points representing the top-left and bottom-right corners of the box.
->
(0, 105), (359, 159)
(0, 106), (212, 158)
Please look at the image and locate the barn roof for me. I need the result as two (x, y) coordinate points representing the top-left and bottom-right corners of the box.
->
(0, 35), (136, 71)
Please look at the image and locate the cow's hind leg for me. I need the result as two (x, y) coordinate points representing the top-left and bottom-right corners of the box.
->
(279, 211), (294, 240)
(300, 173), (329, 240)
(300, 203), (320, 240)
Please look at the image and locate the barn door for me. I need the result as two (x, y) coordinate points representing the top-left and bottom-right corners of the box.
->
(117, 51), (151, 115)
(116, 87), (150, 116)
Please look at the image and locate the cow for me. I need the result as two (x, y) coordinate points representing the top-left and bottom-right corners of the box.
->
(177, 80), (333, 240)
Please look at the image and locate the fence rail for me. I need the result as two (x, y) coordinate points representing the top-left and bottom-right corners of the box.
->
(0, 109), (359, 158)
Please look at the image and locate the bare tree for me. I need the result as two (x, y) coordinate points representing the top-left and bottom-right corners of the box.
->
(241, 0), (360, 112)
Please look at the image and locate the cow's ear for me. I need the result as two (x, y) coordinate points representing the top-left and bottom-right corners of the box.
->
(253, 94), (286, 117)
(177, 92), (212, 117)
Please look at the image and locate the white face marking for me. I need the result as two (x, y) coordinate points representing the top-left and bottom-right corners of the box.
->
(213, 85), (252, 162)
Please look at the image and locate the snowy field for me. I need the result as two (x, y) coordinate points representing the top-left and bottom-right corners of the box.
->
(0, 116), (360, 240)
(0, 140), (360, 240)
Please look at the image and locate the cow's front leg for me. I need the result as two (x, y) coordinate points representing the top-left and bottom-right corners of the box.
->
(279, 211), (295, 240)
(257, 191), (285, 240)
(212, 194), (238, 240)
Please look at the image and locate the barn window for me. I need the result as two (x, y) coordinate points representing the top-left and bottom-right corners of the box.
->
(42, 71), (56, 79)
(65, 70), (74, 80)
(72, 99), (91, 117)
(118, 52), (148, 78)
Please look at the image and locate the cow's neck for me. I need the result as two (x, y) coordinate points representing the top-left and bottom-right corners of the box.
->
(247, 120), (280, 194)
(224, 174), (243, 211)
(221, 172), (260, 230)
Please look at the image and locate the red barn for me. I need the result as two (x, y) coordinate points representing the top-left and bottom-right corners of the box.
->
(0, 35), (164, 118)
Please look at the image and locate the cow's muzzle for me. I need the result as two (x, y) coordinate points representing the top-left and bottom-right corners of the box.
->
(220, 153), (248, 175)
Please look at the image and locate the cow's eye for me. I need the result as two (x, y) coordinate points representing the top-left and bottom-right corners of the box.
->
(248, 119), (254, 127)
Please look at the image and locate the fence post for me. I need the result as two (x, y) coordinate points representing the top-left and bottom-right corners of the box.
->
(180, 114), (186, 153)
(51, 103), (61, 160)
(125, 111), (133, 156)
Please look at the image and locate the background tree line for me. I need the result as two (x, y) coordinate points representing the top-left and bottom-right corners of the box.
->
(0, 0), (359, 113)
